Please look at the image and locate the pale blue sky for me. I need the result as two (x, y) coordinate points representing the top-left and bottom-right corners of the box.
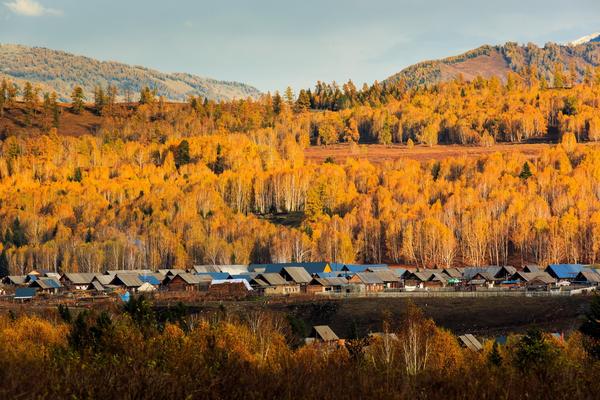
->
(1, 0), (600, 92)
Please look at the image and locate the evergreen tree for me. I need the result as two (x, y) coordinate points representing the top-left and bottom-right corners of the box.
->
(93, 86), (107, 115)
(295, 89), (311, 113)
(174, 140), (191, 168)
(272, 91), (282, 115)
(488, 341), (502, 366)
(284, 86), (294, 107)
(71, 86), (85, 114)
(519, 162), (532, 180)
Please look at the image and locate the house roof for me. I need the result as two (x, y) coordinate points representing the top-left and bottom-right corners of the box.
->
(354, 272), (384, 285)
(172, 273), (203, 285)
(523, 265), (541, 273)
(111, 274), (143, 288)
(251, 262), (331, 274)
(459, 334), (483, 351)
(463, 267), (501, 280)
(190, 265), (221, 274)
(250, 278), (269, 287)
(105, 269), (153, 276)
(29, 277), (62, 290)
(494, 266), (517, 278)
(159, 268), (187, 276)
(546, 264), (584, 279)
(90, 280), (105, 291)
(62, 272), (97, 285)
(3, 275), (27, 285)
(312, 325), (339, 341)
(282, 267), (312, 284)
(526, 274), (556, 285)
(442, 268), (463, 279)
(14, 287), (36, 299)
(373, 269), (400, 283)
(211, 279), (253, 291)
(429, 273), (448, 282)
(512, 271), (554, 283)
(310, 277), (348, 286)
(406, 271), (433, 282)
(257, 273), (288, 286)
(576, 270), (600, 283)
(93, 275), (113, 285)
(214, 265), (250, 275)
(196, 272), (232, 280)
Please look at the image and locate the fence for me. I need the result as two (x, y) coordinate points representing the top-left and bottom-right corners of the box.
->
(314, 288), (593, 299)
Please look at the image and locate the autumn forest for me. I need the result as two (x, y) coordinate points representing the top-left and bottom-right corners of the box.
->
(2, 65), (600, 275)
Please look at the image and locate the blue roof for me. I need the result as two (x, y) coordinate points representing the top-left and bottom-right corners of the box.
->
(329, 263), (345, 271)
(15, 288), (36, 299)
(251, 262), (331, 274)
(196, 272), (231, 280)
(45, 279), (61, 289)
(138, 275), (161, 285)
(231, 274), (253, 281)
(546, 264), (585, 279)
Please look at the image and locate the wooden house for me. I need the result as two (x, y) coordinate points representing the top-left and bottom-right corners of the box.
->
(165, 273), (206, 292)
(348, 272), (385, 292)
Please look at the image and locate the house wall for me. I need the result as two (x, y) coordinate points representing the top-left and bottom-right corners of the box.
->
(167, 277), (196, 292)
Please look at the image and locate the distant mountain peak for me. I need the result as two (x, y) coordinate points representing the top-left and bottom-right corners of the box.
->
(569, 33), (600, 46)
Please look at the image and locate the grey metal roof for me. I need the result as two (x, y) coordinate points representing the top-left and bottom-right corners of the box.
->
(257, 273), (288, 286)
(62, 272), (97, 285)
(373, 269), (400, 283)
(576, 270), (600, 283)
(282, 267), (312, 284)
(110, 274), (143, 288)
(4, 276), (27, 285)
(442, 268), (463, 279)
(172, 273), (203, 285)
(312, 325), (339, 341)
(459, 334), (483, 351)
(30, 277), (62, 290)
(354, 272), (384, 285)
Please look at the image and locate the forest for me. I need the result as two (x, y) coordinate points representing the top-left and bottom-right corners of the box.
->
(2, 67), (600, 274)
(1, 297), (599, 399)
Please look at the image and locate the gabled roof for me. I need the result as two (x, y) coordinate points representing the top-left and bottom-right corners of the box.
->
(463, 267), (501, 280)
(354, 272), (384, 285)
(159, 268), (187, 276)
(256, 273), (288, 286)
(406, 271), (434, 282)
(429, 273), (448, 283)
(373, 269), (400, 283)
(171, 273), (203, 285)
(494, 266), (517, 278)
(470, 272), (495, 282)
(62, 272), (97, 285)
(459, 334), (483, 351)
(311, 325), (339, 341)
(281, 267), (312, 284)
(29, 277), (62, 290)
(44, 272), (61, 280)
(576, 270), (600, 283)
(110, 274), (143, 288)
(250, 278), (269, 287)
(3, 275), (27, 285)
(512, 271), (554, 283)
(90, 280), (105, 291)
(231, 273), (256, 281)
(442, 268), (462, 279)
(546, 264), (584, 279)
(526, 274), (556, 285)
(190, 265), (221, 274)
(251, 262), (331, 274)
(523, 265), (541, 273)
(93, 275), (113, 285)
(104, 269), (153, 276)
(310, 277), (348, 286)
(215, 265), (250, 275)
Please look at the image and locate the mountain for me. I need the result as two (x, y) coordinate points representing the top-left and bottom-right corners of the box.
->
(569, 33), (600, 46)
(385, 40), (600, 88)
(0, 44), (261, 102)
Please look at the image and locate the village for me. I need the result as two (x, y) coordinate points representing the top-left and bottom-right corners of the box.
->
(1, 261), (599, 301)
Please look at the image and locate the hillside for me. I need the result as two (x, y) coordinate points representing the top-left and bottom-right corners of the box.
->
(385, 41), (600, 87)
(0, 44), (261, 102)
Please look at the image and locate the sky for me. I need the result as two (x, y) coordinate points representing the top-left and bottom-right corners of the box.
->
(1, 0), (600, 93)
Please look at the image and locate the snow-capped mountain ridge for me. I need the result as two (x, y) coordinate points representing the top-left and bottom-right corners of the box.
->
(569, 33), (600, 46)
